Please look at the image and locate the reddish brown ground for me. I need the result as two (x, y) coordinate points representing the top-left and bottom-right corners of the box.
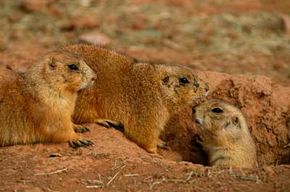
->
(0, 0), (289, 191)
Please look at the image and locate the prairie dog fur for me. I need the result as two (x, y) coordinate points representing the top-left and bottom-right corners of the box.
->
(63, 44), (209, 153)
(193, 99), (257, 168)
(0, 51), (95, 147)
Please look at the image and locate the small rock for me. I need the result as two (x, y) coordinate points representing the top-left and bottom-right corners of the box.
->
(61, 16), (99, 30)
(80, 0), (92, 7)
(49, 153), (62, 158)
(280, 14), (290, 34)
(79, 31), (111, 46)
(20, 0), (50, 12)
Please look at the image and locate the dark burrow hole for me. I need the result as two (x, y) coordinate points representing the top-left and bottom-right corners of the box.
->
(160, 108), (290, 167)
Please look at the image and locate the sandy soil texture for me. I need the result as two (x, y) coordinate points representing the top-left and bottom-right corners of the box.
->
(0, 0), (289, 191)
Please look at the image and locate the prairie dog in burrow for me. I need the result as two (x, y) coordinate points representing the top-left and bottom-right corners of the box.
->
(193, 99), (257, 168)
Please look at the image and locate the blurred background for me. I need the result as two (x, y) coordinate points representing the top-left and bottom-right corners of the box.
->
(0, 0), (289, 85)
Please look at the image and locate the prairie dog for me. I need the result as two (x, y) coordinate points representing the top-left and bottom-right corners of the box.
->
(193, 99), (257, 168)
(0, 51), (95, 147)
(63, 44), (209, 153)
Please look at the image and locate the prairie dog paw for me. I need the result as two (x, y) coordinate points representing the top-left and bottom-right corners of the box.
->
(68, 139), (93, 148)
(157, 139), (169, 150)
(95, 119), (124, 132)
(73, 124), (90, 133)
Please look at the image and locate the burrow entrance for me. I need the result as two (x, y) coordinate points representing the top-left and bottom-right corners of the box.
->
(161, 72), (290, 166)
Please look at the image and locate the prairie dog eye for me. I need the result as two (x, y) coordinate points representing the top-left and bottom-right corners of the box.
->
(68, 64), (79, 71)
(192, 107), (196, 114)
(211, 107), (223, 113)
(179, 77), (189, 84)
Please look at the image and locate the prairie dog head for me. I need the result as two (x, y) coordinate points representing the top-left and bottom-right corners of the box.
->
(193, 100), (248, 144)
(157, 64), (209, 112)
(39, 51), (96, 93)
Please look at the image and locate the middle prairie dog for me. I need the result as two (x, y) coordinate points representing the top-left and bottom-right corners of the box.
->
(63, 44), (209, 153)
(0, 51), (95, 147)
(193, 99), (257, 168)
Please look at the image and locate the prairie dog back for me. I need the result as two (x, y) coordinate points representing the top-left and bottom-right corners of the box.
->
(65, 44), (209, 153)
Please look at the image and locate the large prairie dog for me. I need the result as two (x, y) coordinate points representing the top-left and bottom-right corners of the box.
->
(0, 51), (95, 147)
(193, 99), (257, 168)
(63, 44), (209, 153)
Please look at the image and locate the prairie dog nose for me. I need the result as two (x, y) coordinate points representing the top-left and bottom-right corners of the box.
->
(195, 117), (203, 125)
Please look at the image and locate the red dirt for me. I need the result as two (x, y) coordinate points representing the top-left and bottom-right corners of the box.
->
(0, 0), (289, 191)
(1, 124), (290, 192)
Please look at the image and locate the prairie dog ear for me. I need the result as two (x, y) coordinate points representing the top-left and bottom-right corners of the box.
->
(162, 76), (170, 85)
(48, 57), (57, 70)
(231, 116), (241, 129)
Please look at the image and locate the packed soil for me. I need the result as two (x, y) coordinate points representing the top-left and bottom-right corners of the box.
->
(0, 0), (289, 191)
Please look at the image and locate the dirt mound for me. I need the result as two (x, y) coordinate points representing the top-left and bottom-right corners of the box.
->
(1, 124), (290, 191)
(163, 71), (290, 166)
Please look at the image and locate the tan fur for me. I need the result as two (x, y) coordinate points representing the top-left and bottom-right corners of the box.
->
(0, 51), (95, 147)
(63, 44), (209, 153)
(193, 99), (257, 168)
